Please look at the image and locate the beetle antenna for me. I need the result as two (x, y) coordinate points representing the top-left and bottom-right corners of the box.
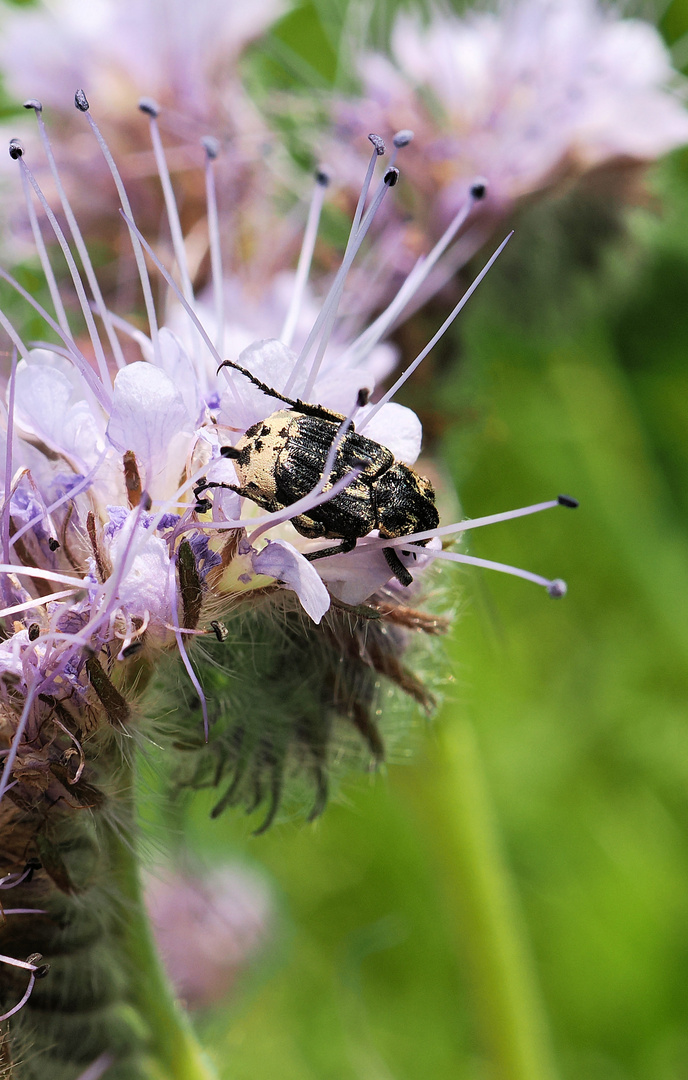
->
(358, 229), (512, 432)
(217, 358), (298, 407)
(280, 166), (331, 349)
(75, 90), (161, 364)
(344, 177), (489, 365)
(202, 135), (225, 356)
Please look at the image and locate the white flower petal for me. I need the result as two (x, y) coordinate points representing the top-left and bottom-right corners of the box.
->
(358, 402), (423, 464)
(252, 538), (331, 623)
(107, 362), (193, 498)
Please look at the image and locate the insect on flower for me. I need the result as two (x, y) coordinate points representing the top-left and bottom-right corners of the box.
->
(196, 364), (439, 588)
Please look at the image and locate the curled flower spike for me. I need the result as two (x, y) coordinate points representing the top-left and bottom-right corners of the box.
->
(0, 96), (573, 839)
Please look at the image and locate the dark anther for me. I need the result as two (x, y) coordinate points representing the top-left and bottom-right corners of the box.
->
(74, 89), (89, 112)
(383, 167), (400, 187)
(557, 494), (579, 508)
(23, 99), (43, 113)
(201, 135), (220, 159)
(140, 491), (152, 512)
(138, 97), (160, 117)
(210, 620), (228, 642)
(357, 388), (370, 408)
(220, 445), (241, 459)
(8, 139), (23, 160)
(26, 953), (42, 966)
(23, 858), (41, 882)
(368, 133), (385, 156)
(28, 624), (40, 642)
(470, 180), (487, 200)
(195, 497), (212, 515)
(393, 129), (414, 148)
(547, 579), (567, 598)
(121, 641), (144, 659)
(34, 964), (51, 979)
(315, 165), (332, 187)
(48, 537), (60, 551)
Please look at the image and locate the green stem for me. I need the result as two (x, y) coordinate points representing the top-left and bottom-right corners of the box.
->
(108, 760), (219, 1080)
(396, 717), (558, 1080)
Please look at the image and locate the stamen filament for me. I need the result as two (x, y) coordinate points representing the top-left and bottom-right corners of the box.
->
(202, 137), (225, 356)
(15, 153), (113, 393)
(2, 348), (17, 569)
(280, 168), (330, 348)
(18, 166), (70, 336)
(0, 589), (79, 620)
(345, 179), (487, 363)
(298, 168), (399, 400)
(359, 232), (512, 431)
(0, 968), (37, 1021)
(77, 94), (161, 363)
(415, 547), (567, 595)
(27, 101), (127, 369)
(364, 498), (564, 548)
(0, 267), (109, 406)
(141, 101), (195, 307)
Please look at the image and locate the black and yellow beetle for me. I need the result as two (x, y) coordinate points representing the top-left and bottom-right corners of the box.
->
(194, 359), (440, 586)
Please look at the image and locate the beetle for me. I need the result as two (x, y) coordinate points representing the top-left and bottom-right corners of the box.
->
(194, 359), (440, 587)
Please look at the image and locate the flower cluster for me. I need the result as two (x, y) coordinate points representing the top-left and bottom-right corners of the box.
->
(0, 94), (575, 1039)
(325, 0), (688, 294)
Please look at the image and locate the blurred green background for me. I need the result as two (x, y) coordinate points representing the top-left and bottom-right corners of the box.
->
(132, 2), (688, 1078)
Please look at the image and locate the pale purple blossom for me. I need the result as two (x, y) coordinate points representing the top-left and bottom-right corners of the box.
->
(326, 0), (688, 295)
(145, 862), (274, 1009)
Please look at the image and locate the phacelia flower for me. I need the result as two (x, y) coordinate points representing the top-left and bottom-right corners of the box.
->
(0, 95), (574, 1042)
(0, 0), (287, 291)
(145, 861), (273, 1010)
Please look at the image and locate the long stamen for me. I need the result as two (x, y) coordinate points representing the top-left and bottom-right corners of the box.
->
(25, 99), (127, 369)
(10, 142), (113, 393)
(283, 142), (396, 396)
(350, 134), (385, 239)
(0, 266), (109, 406)
(0, 590), (79, 620)
(201, 136), (225, 356)
(2, 348), (17, 570)
(359, 231), (512, 431)
(10, 450), (107, 550)
(366, 495), (578, 548)
(386, 128), (414, 171)
(18, 163), (70, 336)
(293, 166), (399, 400)
(139, 99), (195, 307)
(280, 167), (331, 348)
(416, 547), (568, 597)
(346, 178), (488, 363)
(0, 965), (38, 1022)
(75, 90), (161, 363)
(0, 682), (39, 804)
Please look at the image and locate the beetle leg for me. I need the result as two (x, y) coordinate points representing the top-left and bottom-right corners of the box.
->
(383, 546), (413, 587)
(303, 537), (357, 562)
